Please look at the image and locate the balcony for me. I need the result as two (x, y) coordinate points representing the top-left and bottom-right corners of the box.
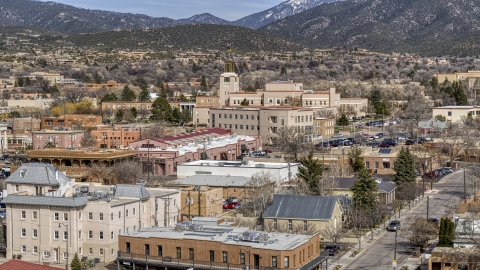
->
(117, 251), (328, 270)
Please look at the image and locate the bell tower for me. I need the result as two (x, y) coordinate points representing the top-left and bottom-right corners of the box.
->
(219, 43), (239, 106)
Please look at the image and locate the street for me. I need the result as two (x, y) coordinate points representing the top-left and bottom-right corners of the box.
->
(338, 170), (465, 270)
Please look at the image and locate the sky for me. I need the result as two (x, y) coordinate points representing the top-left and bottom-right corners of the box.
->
(39, 0), (285, 20)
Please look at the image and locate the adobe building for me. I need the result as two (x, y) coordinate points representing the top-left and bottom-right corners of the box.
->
(180, 186), (224, 220)
(32, 130), (85, 149)
(90, 125), (141, 149)
(41, 114), (103, 130)
(117, 217), (325, 270)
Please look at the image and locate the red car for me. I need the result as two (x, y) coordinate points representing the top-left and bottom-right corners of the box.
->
(378, 143), (391, 148)
(223, 202), (239, 210)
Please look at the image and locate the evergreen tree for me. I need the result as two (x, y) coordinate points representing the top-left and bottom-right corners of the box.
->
(71, 252), (81, 270)
(337, 114), (349, 126)
(245, 85), (256, 92)
(200, 75), (207, 91)
(438, 218), (454, 247)
(351, 168), (378, 208)
(138, 87), (151, 102)
(240, 98), (250, 106)
(150, 97), (173, 122)
(177, 94), (189, 102)
(115, 110), (124, 122)
(101, 93), (118, 103)
(393, 147), (416, 186)
(369, 87), (382, 108)
(172, 107), (181, 123)
(254, 81), (261, 90)
(296, 151), (324, 195)
(133, 77), (148, 90)
(453, 81), (468, 106)
(348, 146), (365, 172)
(181, 109), (192, 123)
(130, 106), (138, 119)
(50, 85), (60, 96)
(120, 85), (136, 101)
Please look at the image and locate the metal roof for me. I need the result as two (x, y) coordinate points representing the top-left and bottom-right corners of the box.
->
(5, 163), (70, 186)
(171, 175), (250, 187)
(335, 177), (397, 193)
(262, 195), (339, 221)
(3, 195), (88, 207)
(115, 184), (150, 199)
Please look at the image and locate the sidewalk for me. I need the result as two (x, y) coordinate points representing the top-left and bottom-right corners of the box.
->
(327, 189), (439, 270)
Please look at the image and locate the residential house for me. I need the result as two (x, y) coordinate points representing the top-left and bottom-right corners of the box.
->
(418, 118), (448, 136)
(262, 195), (343, 233)
(429, 247), (480, 270)
(331, 178), (396, 204)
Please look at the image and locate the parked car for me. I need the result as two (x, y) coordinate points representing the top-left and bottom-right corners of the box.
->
(223, 201), (239, 210)
(387, 220), (401, 231)
(379, 144), (391, 148)
(383, 140), (398, 146)
(227, 196), (239, 203)
(324, 245), (340, 256)
(443, 167), (454, 173)
(0, 209), (5, 219)
(406, 139), (416, 145)
(428, 218), (440, 226)
(332, 133), (344, 138)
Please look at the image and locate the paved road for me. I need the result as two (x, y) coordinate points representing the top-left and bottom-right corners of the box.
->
(343, 170), (464, 270)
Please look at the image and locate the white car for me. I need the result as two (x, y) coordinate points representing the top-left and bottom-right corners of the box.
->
(332, 133), (344, 138)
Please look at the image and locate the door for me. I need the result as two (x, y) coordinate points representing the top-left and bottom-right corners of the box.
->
(254, 254), (260, 270)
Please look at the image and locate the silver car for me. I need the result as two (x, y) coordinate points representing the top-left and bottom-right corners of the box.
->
(387, 220), (400, 231)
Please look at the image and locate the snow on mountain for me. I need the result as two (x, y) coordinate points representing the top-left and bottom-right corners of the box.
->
(233, 0), (341, 29)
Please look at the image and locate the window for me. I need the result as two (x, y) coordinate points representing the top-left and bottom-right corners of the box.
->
(240, 252), (245, 264)
(375, 162), (379, 168)
(145, 244), (150, 256)
(54, 212), (59, 221)
(78, 212), (82, 220)
(33, 246), (38, 254)
(365, 162), (370, 169)
(210, 250), (215, 262)
(272, 256), (277, 268)
(112, 249), (115, 256)
(126, 209), (129, 217)
(111, 231), (114, 240)
(288, 220), (293, 231)
(99, 231), (104, 240)
(15, 185), (19, 192)
(111, 213), (114, 221)
(78, 231), (82, 239)
(63, 213), (68, 221)
(126, 243), (131, 253)
(176, 247), (181, 258)
(98, 213), (104, 221)
(119, 211), (121, 219)
(447, 111), (452, 116)
(284, 256), (289, 268)
(21, 228), (26, 237)
(88, 212), (93, 220)
(79, 248), (82, 255)
(21, 245), (26, 253)
(54, 231), (59, 239)
(222, 251), (228, 263)
(189, 248), (194, 259)
(63, 252), (68, 260)
(158, 246), (163, 257)
(32, 211), (37, 220)
(88, 231), (93, 239)
(33, 229), (37, 238)
(87, 248), (93, 256)
(273, 219), (278, 230)
(63, 231), (68, 240)
(303, 221), (308, 232)
(133, 208), (136, 216)
(383, 162), (390, 168)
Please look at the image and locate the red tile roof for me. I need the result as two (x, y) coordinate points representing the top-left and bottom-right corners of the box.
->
(0, 260), (60, 270)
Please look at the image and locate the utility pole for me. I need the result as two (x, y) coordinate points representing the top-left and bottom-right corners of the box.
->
(426, 196), (430, 220)
(382, 108), (384, 132)
(147, 139), (150, 184)
(464, 167), (467, 202)
(198, 189), (201, 217)
(392, 229), (397, 270)
(188, 190), (191, 220)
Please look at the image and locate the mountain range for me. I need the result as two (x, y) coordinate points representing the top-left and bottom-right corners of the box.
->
(0, 0), (337, 34)
(260, 0), (480, 56)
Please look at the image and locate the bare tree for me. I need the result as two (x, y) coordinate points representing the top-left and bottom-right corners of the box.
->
(400, 215), (439, 254)
(243, 171), (276, 218)
(141, 121), (170, 139)
(81, 132), (97, 147)
(112, 160), (142, 184)
(65, 88), (88, 103)
(322, 223), (347, 244)
(275, 126), (311, 162)
(337, 104), (357, 118)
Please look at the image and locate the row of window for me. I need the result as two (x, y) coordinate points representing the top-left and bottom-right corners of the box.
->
(199, 98), (217, 103)
(125, 243), (290, 268)
(107, 105), (150, 110)
(19, 246), (114, 258)
(23, 227), (134, 241)
(365, 161), (391, 169)
(215, 113), (259, 120)
(217, 124), (259, 130)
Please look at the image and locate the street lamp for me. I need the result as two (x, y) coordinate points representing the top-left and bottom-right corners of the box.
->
(58, 223), (68, 270)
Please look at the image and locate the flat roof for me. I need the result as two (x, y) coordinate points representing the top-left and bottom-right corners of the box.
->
(178, 160), (298, 169)
(171, 175), (251, 187)
(121, 225), (315, 251)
